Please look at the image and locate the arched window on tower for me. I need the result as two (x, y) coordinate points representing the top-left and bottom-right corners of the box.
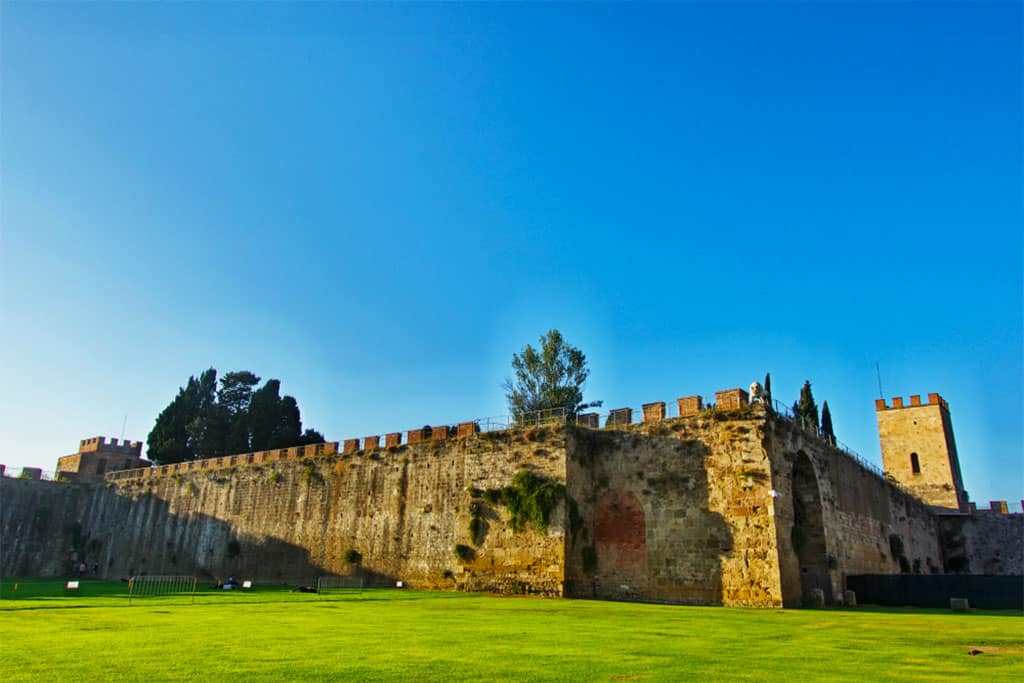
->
(910, 452), (920, 475)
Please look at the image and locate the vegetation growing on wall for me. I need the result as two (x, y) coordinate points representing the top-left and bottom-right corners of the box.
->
(468, 501), (486, 545)
(488, 469), (566, 533)
(888, 533), (911, 573)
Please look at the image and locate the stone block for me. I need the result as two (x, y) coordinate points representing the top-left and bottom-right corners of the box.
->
(678, 396), (703, 417)
(457, 422), (478, 438)
(807, 588), (825, 608)
(607, 408), (633, 426)
(892, 396), (904, 408)
(910, 395), (922, 406)
(343, 439), (360, 454)
(431, 425), (449, 441)
(408, 429), (425, 444)
(874, 398), (887, 411)
(715, 388), (749, 412)
(843, 589), (857, 606)
(576, 413), (599, 428)
(385, 432), (402, 448)
(950, 597), (969, 612)
(363, 436), (380, 451)
(642, 402), (666, 422)
(989, 500), (1008, 514)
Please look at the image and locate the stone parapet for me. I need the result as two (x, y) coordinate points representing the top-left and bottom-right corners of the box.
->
(642, 402), (666, 422)
(715, 388), (749, 412)
(607, 408), (633, 426)
(677, 396), (703, 417)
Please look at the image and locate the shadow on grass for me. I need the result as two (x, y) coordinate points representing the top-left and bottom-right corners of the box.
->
(818, 605), (1024, 618)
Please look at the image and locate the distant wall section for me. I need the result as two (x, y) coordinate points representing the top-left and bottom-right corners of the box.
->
(939, 512), (1023, 575)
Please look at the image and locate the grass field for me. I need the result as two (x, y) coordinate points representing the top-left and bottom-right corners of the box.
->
(1, 579), (1020, 681)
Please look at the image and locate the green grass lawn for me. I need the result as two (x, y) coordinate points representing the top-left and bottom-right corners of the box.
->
(1, 579), (1020, 681)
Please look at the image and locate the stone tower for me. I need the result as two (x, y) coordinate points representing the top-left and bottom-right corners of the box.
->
(875, 393), (968, 512)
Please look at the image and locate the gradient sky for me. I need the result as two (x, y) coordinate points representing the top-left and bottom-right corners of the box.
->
(1, 2), (1020, 510)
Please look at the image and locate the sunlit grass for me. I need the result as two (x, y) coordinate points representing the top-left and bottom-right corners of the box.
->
(1, 579), (1020, 681)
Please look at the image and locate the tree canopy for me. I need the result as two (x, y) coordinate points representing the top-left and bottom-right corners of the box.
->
(146, 369), (324, 464)
(504, 329), (601, 418)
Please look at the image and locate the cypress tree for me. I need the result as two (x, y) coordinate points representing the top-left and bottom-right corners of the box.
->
(796, 380), (819, 434)
(821, 400), (835, 445)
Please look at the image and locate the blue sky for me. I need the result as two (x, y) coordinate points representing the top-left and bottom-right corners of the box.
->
(1, 2), (1020, 509)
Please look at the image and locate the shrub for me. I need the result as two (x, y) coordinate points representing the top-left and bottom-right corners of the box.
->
(453, 544), (474, 562)
(344, 549), (362, 564)
(500, 469), (566, 532)
(442, 569), (454, 580)
(267, 471), (281, 483)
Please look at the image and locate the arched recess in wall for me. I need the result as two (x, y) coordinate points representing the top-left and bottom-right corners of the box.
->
(791, 451), (831, 603)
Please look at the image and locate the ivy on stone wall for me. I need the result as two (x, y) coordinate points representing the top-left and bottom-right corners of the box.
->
(488, 469), (566, 533)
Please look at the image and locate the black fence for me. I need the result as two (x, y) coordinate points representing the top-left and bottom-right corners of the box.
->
(846, 574), (1023, 610)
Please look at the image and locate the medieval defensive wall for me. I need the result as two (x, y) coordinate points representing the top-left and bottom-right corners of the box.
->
(7, 386), (1013, 608)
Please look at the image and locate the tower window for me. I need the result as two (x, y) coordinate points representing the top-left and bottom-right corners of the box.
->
(910, 452), (920, 475)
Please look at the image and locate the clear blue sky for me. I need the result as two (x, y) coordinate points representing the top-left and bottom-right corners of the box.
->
(1, 2), (1020, 510)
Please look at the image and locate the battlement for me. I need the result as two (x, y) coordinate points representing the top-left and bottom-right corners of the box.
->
(105, 384), (773, 485)
(874, 393), (948, 412)
(78, 436), (144, 455)
(106, 441), (342, 481)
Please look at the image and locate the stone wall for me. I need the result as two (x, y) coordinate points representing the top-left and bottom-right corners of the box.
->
(564, 410), (783, 607)
(1, 404), (980, 608)
(11, 428), (569, 595)
(939, 512), (1023, 575)
(0, 478), (116, 577)
(766, 418), (943, 606)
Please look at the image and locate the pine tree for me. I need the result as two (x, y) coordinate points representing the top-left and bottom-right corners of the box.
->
(764, 372), (772, 405)
(821, 401), (835, 445)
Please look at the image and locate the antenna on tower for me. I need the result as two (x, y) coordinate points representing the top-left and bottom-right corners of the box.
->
(120, 415), (127, 441)
(875, 362), (884, 399)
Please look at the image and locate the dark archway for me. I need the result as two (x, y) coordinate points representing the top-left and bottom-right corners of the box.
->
(791, 452), (831, 604)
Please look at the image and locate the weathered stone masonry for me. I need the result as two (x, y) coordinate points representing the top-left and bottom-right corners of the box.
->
(3, 401), (970, 608)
